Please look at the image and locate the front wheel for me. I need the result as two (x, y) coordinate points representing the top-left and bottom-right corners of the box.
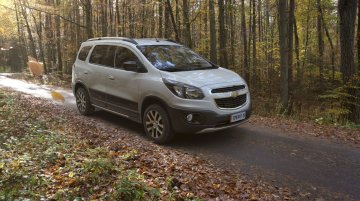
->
(75, 87), (94, 115)
(143, 104), (174, 144)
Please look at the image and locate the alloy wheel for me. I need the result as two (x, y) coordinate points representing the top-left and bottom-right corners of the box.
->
(76, 89), (87, 113)
(145, 110), (164, 139)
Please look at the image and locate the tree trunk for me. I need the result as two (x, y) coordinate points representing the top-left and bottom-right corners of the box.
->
(109, 0), (115, 36)
(294, 18), (300, 80)
(150, 3), (156, 37)
(218, 0), (227, 67)
(31, 11), (47, 74)
(55, 0), (63, 74)
(252, 0), (257, 84)
(158, 0), (163, 38)
(175, 0), (181, 39)
(317, 0), (324, 81)
(164, 0), (171, 38)
(358, 0), (360, 71)
(84, 0), (93, 38)
(248, 0), (252, 69)
(338, 0), (359, 123)
(19, 1), (37, 60)
(101, 0), (108, 36)
(339, 0), (357, 83)
(229, 0), (235, 68)
(258, 0), (262, 41)
(116, 0), (121, 36)
(166, 0), (180, 41)
(122, 0), (126, 36)
(265, 0), (271, 97)
(319, 2), (335, 81)
(300, 0), (311, 84)
(182, 0), (192, 48)
(241, 0), (249, 83)
(14, 1), (27, 71)
(287, 0), (295, 114)
(278, 0), (289, 114)
(45, 0), (55, 72)
(209, 0), (217, 63)
(288, 0), (294, 85)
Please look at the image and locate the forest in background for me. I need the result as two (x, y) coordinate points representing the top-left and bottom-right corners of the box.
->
(0, 0), (359, 125)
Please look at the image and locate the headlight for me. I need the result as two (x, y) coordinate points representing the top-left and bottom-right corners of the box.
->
(163, 78), (204, 99)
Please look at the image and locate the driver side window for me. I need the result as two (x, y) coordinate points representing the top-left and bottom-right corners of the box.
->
(114, 46), (138, 70)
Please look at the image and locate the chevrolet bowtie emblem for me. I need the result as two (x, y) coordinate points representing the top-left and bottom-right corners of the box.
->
(231, 91), (239, 98)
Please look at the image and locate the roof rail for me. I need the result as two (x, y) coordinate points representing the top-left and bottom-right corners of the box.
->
(165, 39), (177, 43)
(86, 37), (138, 45)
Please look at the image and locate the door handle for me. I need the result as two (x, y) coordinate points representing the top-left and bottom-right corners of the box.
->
(84, 71), (89, 75)
(108, 75), (115, 80)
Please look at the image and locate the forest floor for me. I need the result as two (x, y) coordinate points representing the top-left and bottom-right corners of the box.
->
(1, 73), (359, 200)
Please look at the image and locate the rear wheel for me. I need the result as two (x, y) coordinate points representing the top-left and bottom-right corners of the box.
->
(143, 104), (174, 144)
(75, 87), (94, 115)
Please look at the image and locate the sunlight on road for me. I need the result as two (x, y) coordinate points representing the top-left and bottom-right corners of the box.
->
(0, 74), (75, 105)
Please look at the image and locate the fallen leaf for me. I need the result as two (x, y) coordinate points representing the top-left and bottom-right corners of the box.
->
(51, 91), (65, 103)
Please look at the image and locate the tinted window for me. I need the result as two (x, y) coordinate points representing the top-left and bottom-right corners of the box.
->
(89, 45), (116, 67)
(77, 46), (92, 61)
(114, 47), (138, 69)
(138, 45), (217, 72)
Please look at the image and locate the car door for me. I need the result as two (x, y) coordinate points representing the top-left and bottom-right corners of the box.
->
(87, 45), (116, 108)
(101, 46), (144, 121)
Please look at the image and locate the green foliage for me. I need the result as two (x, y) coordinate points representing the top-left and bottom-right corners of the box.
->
(0, 0), (17, 40)
(82, 157), (117, 185)
(113, 170), (160, 201)
(318, 83), (360, 124)
(0, 66), (9, 73)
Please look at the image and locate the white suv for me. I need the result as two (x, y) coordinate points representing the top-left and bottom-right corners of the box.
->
(72, 37), (251, 143)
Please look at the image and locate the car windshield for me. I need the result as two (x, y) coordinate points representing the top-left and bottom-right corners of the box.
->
(137, 45), (217, 72)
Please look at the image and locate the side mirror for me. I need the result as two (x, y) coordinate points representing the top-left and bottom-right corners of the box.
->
(123, 61), (147, 73)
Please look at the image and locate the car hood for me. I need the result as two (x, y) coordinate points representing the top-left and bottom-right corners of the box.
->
(159, 67), (245, 87)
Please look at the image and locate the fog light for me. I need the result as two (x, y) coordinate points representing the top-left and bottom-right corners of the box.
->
(186, 114), (193, 122)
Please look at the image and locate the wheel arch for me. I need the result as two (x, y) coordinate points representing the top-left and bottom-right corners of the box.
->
(140, 96), (170, 122)
(73, 81), (89, 95)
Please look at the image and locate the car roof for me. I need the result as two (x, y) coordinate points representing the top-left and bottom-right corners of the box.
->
(84, 37), (181, 46)
(134, 38), (181, 46)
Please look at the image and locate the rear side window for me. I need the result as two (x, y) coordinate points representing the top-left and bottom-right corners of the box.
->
(89, 45), (116, 67)
(77, 46), (92, 61)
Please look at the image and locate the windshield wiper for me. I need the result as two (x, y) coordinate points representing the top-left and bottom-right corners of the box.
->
(161, 65), (217, 72)
(161, 67), (193, 72)
(190, 66), (218, 70)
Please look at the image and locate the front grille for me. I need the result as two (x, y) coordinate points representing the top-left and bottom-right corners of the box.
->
(215, 94), (247, 109)
(211, 85), (245, 93)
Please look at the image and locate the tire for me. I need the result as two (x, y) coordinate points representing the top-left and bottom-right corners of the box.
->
(75, 87), (95, 115)
(143, 104), (174, 144)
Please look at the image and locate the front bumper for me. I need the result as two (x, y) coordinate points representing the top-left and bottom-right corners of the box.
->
(167, 106), (251, 134)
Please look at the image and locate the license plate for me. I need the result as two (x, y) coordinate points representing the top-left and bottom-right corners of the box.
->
(230, 112), (246, 123)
